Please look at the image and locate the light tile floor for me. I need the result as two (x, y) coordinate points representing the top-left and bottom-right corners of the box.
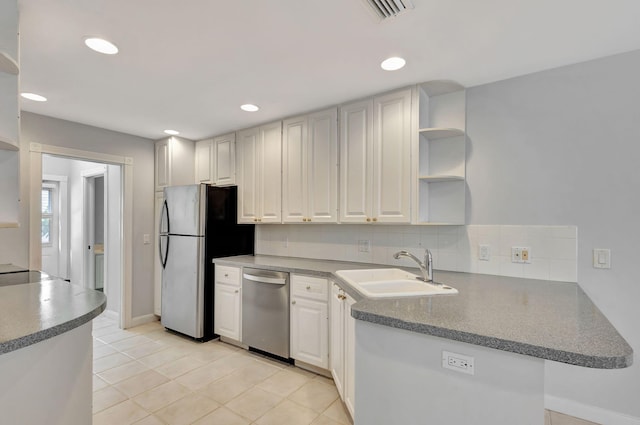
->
(93, 316), (600, 425)
(92, 316), (351, 425)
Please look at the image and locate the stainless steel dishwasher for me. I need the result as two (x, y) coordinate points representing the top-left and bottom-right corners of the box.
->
(242, 268), (290, 359)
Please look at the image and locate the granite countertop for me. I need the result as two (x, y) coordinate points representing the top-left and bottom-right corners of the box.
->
(0, 276), (107, 355)
(214, 255), (633, 369)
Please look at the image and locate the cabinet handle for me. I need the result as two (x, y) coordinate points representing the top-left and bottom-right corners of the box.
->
(224, 274), (229, 277)
(307, 218), (311, 222)
(234, 289), (239, 293)
(306, 285), (311, 290)
(372, 217), (377, 222)
(292, 300), (296, 305)
(366, 217), (371, 222)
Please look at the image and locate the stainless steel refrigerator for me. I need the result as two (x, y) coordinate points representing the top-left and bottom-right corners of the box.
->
(158, 184), (254, 340)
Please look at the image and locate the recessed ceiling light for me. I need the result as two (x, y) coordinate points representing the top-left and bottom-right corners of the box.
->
(21, 92), (47, 102)
(381, 57), (406, 71)
(240, 104), (259, 112)
(84, 37), (119, 55)
(164, 129), (180, 136)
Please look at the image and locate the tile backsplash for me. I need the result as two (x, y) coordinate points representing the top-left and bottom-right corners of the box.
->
(255, 224), (578, 282)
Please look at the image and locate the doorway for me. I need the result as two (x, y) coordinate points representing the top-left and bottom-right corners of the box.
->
(40, 154), (123, 318)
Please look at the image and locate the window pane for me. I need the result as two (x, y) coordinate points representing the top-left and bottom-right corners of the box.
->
(41, 188), (52, 214)
(41, 218), (50, 244)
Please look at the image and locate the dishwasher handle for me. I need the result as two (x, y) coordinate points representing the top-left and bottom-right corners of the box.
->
(243, 273), (287, 285)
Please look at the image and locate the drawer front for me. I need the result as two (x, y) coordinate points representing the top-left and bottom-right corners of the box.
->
(215, 265), (241, 286)
(291, 274), (328, 301)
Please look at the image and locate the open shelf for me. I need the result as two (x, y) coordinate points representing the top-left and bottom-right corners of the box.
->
(0, 52), (19, 75)
(0, 134), (18, 151)
(418, 127), (464, 139)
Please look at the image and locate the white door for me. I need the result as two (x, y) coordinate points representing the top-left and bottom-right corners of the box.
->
(259, 121), (282, 223)
(236, 127), (260, 223)
(195, 139), (213, 183)
(290, 297), (328, 368)
(372, 88), (413, 223)
(282, 115), (308, 223)
(214, 283), (241, 340)
(307, 108), (338, 223)
(330, 283), (345, 399)
(345, 293), (356, 417)
(214, 133), (235, 186)
(340, 99), (373, 223)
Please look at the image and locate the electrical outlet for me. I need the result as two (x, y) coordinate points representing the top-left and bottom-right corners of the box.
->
(143, 234), (151, 244)
(442, 350), (474, 375)
(358, 240), (370, 253)
(511, 247), (521, 263)
(521, 247), (530, 263)
(479, 244), (490, 261)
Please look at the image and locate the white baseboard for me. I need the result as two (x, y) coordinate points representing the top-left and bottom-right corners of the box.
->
(129, 313), (159, 328)
(545, 395), (640, 425)
(101, 309), (119, 321)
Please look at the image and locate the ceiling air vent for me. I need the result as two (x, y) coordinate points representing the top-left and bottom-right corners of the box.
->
(362, 0), (414, 21)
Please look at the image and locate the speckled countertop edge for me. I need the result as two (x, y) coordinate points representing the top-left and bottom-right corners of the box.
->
(214, 255), (633, 369)
(0, 280), (107, 355)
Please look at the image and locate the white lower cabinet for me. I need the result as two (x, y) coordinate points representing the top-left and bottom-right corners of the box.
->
(330, 282), (355, 418)
(290, 274), (329, 369)
(214, 265), (242, 341)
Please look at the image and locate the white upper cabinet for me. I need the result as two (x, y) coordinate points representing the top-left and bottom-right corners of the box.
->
(194, 133), (236, 186)
(213, 133), (236, 186)
(155, 136), (195, 192)
(340, 88), (413, 224)
(195, 138), (213, 183)
(372, 88), (413, 223)
(282, 107), (338, 223)
(237, 121), (282, 223)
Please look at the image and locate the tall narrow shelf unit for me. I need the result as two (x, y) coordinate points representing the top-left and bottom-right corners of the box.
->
(0, 0), (20, 227)
(416, 81), (466, 225)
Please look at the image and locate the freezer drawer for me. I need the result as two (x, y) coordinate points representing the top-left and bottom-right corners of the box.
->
(161, 234), (205, 338)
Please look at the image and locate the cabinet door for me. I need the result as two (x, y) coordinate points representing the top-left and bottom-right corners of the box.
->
(236, 127), (260, 223)
(290, 298), (328, 368)
(258, 121), (282, 223)
(153, 191), (164, 315)
(340, 99), (373, 223)
(282, 116), (308, 223)
(372, 88), (413, 223)
(307, 108), (338, 223)
(195, 139), (214, 183)
(155, 139), (171, 192)
(344, 293), (356, 417)
(330, 283), (345, 399)
(214, 283), (241, 340)
(214, 133), (236, 186)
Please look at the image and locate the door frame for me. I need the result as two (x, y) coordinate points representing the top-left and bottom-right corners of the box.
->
(81, 166), (107, 291)
(29, 143), (134, 330)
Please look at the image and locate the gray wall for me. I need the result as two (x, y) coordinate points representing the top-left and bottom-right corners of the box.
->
(466, 50), (640, 417)
(18, 112), (155, 318)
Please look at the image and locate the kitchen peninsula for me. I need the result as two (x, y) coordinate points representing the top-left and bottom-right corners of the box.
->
(0, 267), (106, 425)
(214, 254), (632, 425)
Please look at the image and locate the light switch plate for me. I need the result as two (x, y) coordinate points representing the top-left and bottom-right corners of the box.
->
(479, 244), (490, 261)
(593, 249), (611, 269)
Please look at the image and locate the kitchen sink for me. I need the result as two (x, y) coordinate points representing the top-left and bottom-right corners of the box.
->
(335, 268), (458, 299)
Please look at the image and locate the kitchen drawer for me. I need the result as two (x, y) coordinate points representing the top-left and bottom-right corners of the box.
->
(291, 274), (328, 301)
(215, 265), (241, 286)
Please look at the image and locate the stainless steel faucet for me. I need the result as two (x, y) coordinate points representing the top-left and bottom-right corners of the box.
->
(393, 249), (434, 283)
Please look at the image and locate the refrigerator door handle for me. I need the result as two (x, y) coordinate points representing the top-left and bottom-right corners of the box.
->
(160, 199), (170, 234)
(159, 235), (169, 269)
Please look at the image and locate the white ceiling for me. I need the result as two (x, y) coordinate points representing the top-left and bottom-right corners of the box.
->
(17, 0), (640, 141)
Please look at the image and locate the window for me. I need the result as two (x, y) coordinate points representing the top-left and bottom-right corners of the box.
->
(41, 187), (53, 245)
